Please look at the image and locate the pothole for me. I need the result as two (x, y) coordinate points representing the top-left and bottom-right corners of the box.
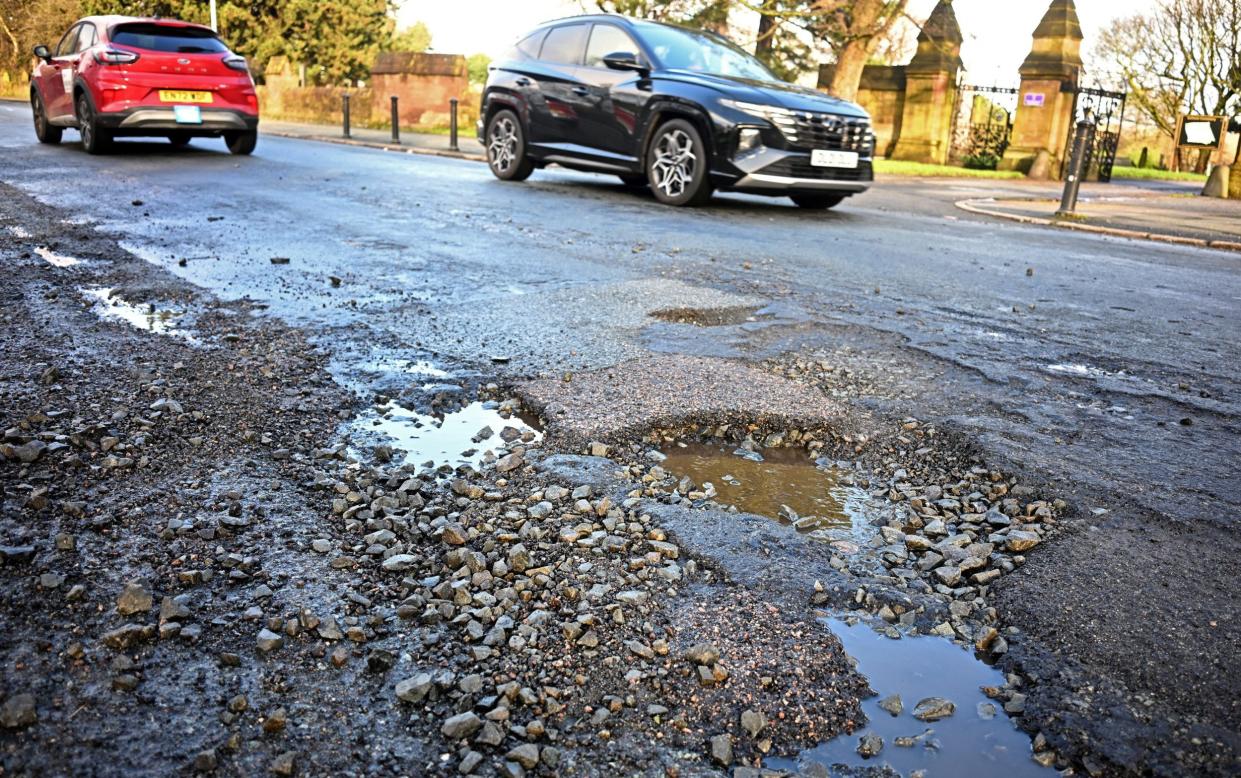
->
(659, 440), (873, 546)
(649, 305), (771, 326)
(81, 286), (197, 341)
(770, 616), (1054, 777)
(35, 247), (83, 267)
(347, 399), (542, 471)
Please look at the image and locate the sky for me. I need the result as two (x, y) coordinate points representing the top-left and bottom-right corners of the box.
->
(395, 0), (1161, 85)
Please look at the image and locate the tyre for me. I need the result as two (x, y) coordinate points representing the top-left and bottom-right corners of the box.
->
(647, 118), (712, 206)
(791, 194), (846, 210)
(76, 92), (110, 154)
(617, 174), (646, 188)
(225, 130), (257, 155)
(485, 109), (534, 181)
(168, 132), (192, 147)
(31, 91), (62, 145)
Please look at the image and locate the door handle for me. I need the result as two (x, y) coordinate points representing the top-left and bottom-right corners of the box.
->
(571, 86), (590, 96)
(515, 77), (531, 87)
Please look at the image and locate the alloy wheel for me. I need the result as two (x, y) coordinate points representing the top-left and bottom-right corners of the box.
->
(77, 96), (93, 149)
(651, 128), (697, 199)
(488, 116), (518, 175)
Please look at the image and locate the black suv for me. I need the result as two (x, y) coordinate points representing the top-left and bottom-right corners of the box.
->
(477, 14), (874, 208)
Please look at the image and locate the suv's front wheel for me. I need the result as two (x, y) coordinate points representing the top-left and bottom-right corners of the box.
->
(647, 118), (712, 206)
(486, 109), (533, 181)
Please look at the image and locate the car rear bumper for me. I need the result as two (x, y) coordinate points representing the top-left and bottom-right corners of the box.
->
(96, 107), (259, 134)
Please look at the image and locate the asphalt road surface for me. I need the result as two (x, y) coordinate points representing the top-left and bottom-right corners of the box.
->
(1, 101), (1238, 775)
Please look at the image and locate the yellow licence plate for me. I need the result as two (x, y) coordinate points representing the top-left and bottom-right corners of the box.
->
(158, 90), (213, 104)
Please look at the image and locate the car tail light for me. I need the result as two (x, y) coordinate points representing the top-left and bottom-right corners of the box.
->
(224, 55), (249, 72)
(94, 48), (139, 65)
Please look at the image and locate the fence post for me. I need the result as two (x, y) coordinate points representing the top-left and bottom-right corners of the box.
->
(342, 93), (351, 139)
(1056, 110), (1095, 216)
(449, 98), (459, 152)
(390, 96), (400, 144)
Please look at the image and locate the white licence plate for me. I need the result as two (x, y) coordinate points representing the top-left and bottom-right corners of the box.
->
(172, 105), (203, 125)
(810, 149), (859, 169)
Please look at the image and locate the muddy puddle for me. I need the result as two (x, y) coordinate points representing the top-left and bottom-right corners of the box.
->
(348, 400), (541, 470)
(650, 305), (771, 326)
(768, 617), (1052, 777)
(660, 442), (872, 541)
(81, 287), (196, 341)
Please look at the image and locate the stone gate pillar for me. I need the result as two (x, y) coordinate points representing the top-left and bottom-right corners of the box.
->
(889, 0), (962, 165)
(999, 0), (1082, 177)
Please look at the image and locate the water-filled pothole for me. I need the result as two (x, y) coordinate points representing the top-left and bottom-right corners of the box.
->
(649, 305), (770, 327)
(348, 400), (542, 470)
(82, 287), (196, 340)
(35, 247), (83, 267)
(659, 442), (872, 542)
(768, 617), (1053, 777)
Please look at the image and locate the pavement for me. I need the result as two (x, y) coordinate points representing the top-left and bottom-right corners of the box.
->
(959, 191), (1241, 251)
(260, 118), (485, 160)
(0, 100), (1239, 777)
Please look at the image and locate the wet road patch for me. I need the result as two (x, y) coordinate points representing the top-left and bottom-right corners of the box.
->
(650, 304), (770, 326)
(769, 617), (1054, 777)
(35, 247), (84, 267)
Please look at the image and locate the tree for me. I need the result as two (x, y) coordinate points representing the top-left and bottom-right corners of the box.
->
(1, 0), (80, 78)
(79, 0), (393, 85)
(387, 20), (430, 53)
(467, 53), (491, 86)
(1094, 0), (1240, 151)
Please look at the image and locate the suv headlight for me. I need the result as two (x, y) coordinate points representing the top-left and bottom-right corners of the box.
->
(721, 99), (794, 120)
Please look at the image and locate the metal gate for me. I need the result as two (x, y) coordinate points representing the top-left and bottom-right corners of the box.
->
(1060, 85), (1127, 182)
(949, 84), (1019, 168)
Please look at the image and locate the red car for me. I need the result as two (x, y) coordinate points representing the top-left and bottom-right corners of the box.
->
(30, 15), (259, 155)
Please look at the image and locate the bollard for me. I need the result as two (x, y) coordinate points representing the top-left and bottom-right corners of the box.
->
(390, 96), (400, 144)
(342, 93), (351, 139)
(1056, 110), (1095, 216)
(449, 98), (459, 151)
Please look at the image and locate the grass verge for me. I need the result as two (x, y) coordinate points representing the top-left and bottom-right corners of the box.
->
(874, 159), (1025, 179)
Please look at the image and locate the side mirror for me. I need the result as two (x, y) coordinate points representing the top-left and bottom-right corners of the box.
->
(33, 45), (53, 63)
(603, 51), (649, 76)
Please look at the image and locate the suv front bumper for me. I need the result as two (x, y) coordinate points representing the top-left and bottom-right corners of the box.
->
(718, 146), (873, 195)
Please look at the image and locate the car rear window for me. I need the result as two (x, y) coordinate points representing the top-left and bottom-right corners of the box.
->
(539, 24), (587, 65)
(111, 23), (228, 53)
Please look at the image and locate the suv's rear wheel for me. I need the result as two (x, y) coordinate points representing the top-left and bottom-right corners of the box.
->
(647, 118), (712, 206)
(31, 91), (62, 145)
(76, 93), (110, 154)
(486, 109), (534, 181)
(225, 130), (257, 155)
(791, 194), (846, 210)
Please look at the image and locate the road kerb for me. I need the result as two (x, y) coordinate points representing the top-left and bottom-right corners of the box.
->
(261, 130), (485, 163)
(955, 197), (1240, 253)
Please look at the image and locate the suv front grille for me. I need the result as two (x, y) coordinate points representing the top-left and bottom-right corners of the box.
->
(759, 157), (874, 182)
(769, 113), (872, 152)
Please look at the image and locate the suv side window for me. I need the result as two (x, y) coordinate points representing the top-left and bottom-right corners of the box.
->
(75, 23), (98, 52)
(538, 24), (587, 66)
(512, 30), (546, 60)
(55, 24), (81, 57)
(584, 24), (640, 69)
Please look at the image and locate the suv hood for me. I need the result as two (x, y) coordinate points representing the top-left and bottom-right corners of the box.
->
(662, 69), (869, 118)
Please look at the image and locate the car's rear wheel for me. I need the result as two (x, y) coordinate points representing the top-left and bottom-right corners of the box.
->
(168, 132), (192, 147)
(647, 118), (712, 206)
(486, 109), (534, 181)
(31, 91), (62, 145)
(76, 93), (110, 155)
(225, 130), (257, 155)
(791, 194), (846, 210)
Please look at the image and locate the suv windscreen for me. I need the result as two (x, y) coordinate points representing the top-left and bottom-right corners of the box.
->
(539, 24), (587, 65)
(111, 23), (228, 53)
(637, 22), (775, 81)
